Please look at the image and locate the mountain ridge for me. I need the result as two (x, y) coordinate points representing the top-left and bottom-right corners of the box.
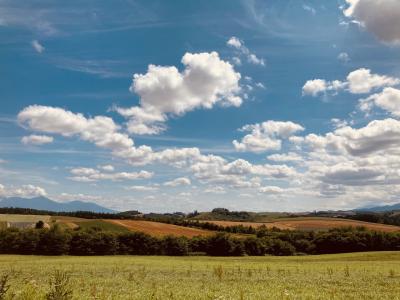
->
(0, 196), (116, 213)
(356, 203), (400, 212)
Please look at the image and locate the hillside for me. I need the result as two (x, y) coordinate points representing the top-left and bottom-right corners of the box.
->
(200, 217), (400, 232)
(106, 220), (213, 237)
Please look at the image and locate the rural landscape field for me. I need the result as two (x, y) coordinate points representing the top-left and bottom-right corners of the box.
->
(1, 252), (399, 299)
(3, 0), (400, 299)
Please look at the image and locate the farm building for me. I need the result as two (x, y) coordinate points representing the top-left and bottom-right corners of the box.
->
(6, 222), (37, 229)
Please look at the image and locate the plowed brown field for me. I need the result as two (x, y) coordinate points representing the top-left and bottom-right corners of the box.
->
(106, 219), (213, 237)
(201, 218), (400, 232)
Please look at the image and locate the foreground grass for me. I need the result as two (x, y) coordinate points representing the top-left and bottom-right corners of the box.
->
(0, 252), (399, 299)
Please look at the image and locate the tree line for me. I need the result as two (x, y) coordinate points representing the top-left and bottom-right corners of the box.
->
(0, 225), (399, 256)
(345, 212), (400, 227)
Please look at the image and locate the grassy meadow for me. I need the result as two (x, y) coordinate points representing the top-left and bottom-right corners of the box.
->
(0, 252), (399, 299)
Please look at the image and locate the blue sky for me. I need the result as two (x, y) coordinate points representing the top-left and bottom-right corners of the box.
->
(1, 0), (400, 212)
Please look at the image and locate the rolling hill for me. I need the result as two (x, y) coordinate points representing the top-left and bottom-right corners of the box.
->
(200, 217), (400, 232)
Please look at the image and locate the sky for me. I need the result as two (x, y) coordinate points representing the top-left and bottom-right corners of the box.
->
(1, 0), (400, 212)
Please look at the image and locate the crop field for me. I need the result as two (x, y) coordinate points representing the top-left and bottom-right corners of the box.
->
(203, 217), (400, 232)
(0, 214), (51, 223)
(0, 252), (399, 299)
(106, 219), (213, 237)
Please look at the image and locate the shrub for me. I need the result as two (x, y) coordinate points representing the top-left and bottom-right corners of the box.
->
(46, 270), (73, 300)
(243, 237), (266, 256)
(0, 273), (10, 300)
(162, 236), (188, 256)
(118, 232), (160, 255)
(205, 233), (244, 256)
(265, 239), (296, 256)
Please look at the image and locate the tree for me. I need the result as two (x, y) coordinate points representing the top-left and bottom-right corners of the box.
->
(162, 236), (188, 256)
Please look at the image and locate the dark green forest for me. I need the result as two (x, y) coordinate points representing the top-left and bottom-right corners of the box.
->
(0, 225), (399, 256)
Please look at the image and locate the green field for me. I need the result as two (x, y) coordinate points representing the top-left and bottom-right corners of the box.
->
(0, 252), (399, 299)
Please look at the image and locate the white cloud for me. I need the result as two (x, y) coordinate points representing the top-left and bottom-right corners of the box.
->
(17, 106), (208, 166)
(359, 87), (400, 117)
(31, 40), (45, 53)
(267, 152), (303, 162)
(227, 36), (265, 66)
(337, 52), (350, 62)
(0, 183), (47, 198)
(297, 118), (400, 156)
(347, 68), (400, 94)
(233, 121), (304, 153)
(204, 186), (226, 194)
(302, 4), (316, 15)
(69, 167), (153, 182)
(302, 68), (399, 96)
(343, 0), (400, 45)
(21, 134), (53, 145)
(125, 185), (159, 192)
(17, 105), (138, 160)
(320, 163), (384, 186)
(232, 57), (241, 66)
(302, 79), (329, 96)
(255, 82), (265, 89)
(116, 51), (242, 135)
(164, 177), (191, 187)
(258, 186), (284, 194)
(227, 36), (242, 48)
(331, 118), (349, 129)
(98, 165), (115, 172)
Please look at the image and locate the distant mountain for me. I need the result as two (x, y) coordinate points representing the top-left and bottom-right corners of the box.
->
(0, 196), (116, 213)
(356, 203), (400, 212)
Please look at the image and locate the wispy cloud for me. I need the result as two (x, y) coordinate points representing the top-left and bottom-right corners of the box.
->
(31, 40), (45, 53)
(53, 57), (129, 78)
(302, 4), (316, 16)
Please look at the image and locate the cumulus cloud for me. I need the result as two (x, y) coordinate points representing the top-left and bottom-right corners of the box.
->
(0, 183), (47, 198)
(267, 152), (303, 162)
(320, 163), (384, 186)
(19, 102), (400, 209)
(359, 87), (400, 117)
(17, 105), (150, 165)
(227, 37), (265, 66)
(18, 105), (134, 151)
(116, 52), (242, 135)
(191, 155), (296, 192)
(233, 121), (304, 153)
(21, 134), (53, 145)
(31, 40), (45, 53)
(98, 165), (115, 172)
(163, 177), (191, 187)
(69, 167), (153, 182)
(296, 118), (400, 157)
(343, 0), (400, 45)
(258, 186), (284, 194)
(347, 68), (400, 94)
(17, 106), (210, 166)
(302, 68), (399, 97)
